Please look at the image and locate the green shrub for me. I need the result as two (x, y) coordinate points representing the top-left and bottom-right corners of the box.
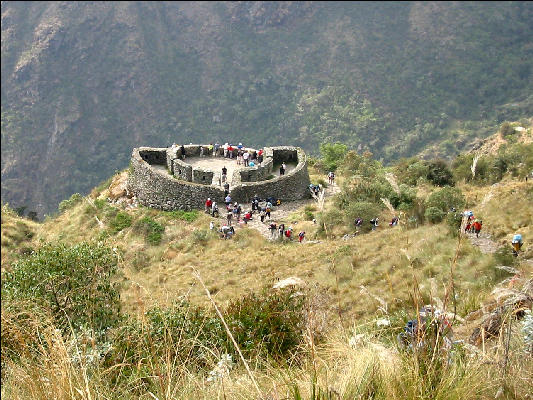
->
(426, 186), (465, 213)
(134, 217), (165, 245)
(58, 193), (83, 213)
(319, 142), (347, 172)
(1, 242), (121, 335)
(223, 288), (307, 360)
(446, 211), (463, 236)
(427, 160), (455, 186)
(191, 229), (210, 245)
(110, 211), (132, 233)
(424, 207), (446, 223)
(345, 201), (382, 232)
(499, 121), (515, 137)
(493, 246), (516, 268)
(166, 209), (199, 222)
(304, 210), (314, 221)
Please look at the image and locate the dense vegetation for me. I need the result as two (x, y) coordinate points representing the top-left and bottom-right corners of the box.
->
(2, 2), (533, 216)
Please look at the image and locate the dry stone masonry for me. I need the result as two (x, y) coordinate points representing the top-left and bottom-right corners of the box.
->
(127, 145), (311, 210)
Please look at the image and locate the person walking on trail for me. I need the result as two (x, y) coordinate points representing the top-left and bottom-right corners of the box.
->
(200, 146), (205, 157)
(225, 195), (232, 207)
(269, 222), (277, 238)
(328, 171), (335, 184)
(260, 207), (266, 223)
(224, 182), (230, 197)
(473, 219), (482, 238)
(211, 201), (219, 217)
(210, 221), (215, 230)
(228, 144), (234, 159)
(226, 211), (233, 226)
(214, 142), (220, 156)
(205, 198), (212, 213)
(370, 218), (379, 231)
(244, 211), (252, 224)
(512, 234), (523, 256)
(298, 231), (305, 243)
(236, 203), (242, 221)
(265, 204), (271, 219)
(278, 223), (285, 239)
(389, 216), (399, 227)
(280, 162), (286, 176)
(180, 144), (186, 160)
(355, 217), (363, 230)
(221, 166), (228, 184)
(223, 143), (229, 158)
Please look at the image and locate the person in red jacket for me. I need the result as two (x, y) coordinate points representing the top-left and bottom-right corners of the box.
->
(205, 198), (212, 213)
(473, 220), (482, 238)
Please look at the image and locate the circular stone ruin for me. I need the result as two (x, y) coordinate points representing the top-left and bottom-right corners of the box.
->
(127, 144), (311, 210)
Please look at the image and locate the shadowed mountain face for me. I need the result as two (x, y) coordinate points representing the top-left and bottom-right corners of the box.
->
(2, 1), (532, 216)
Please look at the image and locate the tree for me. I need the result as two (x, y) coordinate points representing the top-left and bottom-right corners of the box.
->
(2, 242), (121, 334)
(427, 159), (455, 186)
(319, 142), (348, 172)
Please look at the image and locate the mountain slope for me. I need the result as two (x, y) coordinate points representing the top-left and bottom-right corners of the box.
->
(2, 1), (533, 216)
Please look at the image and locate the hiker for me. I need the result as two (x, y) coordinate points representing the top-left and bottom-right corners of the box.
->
(180, 144), (186, 160)
(511, 234), (523, 256)
(242, 151), (249, 166)
(232, 204), (239, 222)
(370, 218), (379, 231)
(285, 227), (293, 240)
(328, 171), (335, 184)
(200, 146), (205, 157)
(355, 217), (363, 229)
(237, 149), (242, 165)
(237, 203), (242, 221)
(226, 211), (233, 226)
(472, 219), (482, 238)
(221, 166), (228, 184)
(257, 150), (263, 165)
(269, 222), (277, 238)
(214, 142), (220, 156)
(265, 204), (271, 219)
(280, 162), (286, 176)
(211, 201), (219, 217)
(389, 216), (399, 227)
(314, 185), (320, 197)
(298, 231), (305, 243)
(260, 207), (266, 223)
(223, 143), (229, 158)
(224, 182), (230, 197)
(228, 144), (234, 159)
(278, 223), (285, 239)
(210, 221), (215, 230)
(225, 194), (232, 207)
(220, 225), (234, 240)
(244, 211), (252, 224)
(205, 197), (212, 213)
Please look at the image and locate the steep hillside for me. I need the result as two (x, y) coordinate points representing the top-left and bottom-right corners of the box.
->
(2, 1), (533, 216)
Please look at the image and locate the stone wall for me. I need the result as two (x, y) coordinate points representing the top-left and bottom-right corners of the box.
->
(128, 145), (311, 210)
(171, 158), (192, 181)
(128, 149), (225, 210)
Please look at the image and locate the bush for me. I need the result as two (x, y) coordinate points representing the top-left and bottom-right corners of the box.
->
(134, 216), (165, 245)
(345, 201), (382, 232)
(58, 193), (83, 213)
(426, 187), (465, 213)
(191, 229), (210, 245)
(110, 211), (132, 233)
(319, 142), (347, 172)
(425, 207), (446, 224)
(427, 160), (455, 186)
(1, 242), (121, 335)
(446, 211), (463, 236)
(500, 121), (515, 137)
(166, 209), (199, 222)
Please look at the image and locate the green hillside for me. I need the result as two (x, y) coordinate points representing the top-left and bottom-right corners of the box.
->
(2, 1), (533, 216)
(2, 136), (532, 399)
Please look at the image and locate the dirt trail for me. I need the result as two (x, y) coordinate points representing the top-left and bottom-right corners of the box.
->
(465, 231), (499, 254)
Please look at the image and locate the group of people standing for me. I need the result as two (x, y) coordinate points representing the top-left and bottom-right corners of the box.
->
(212, 142), (264, 166)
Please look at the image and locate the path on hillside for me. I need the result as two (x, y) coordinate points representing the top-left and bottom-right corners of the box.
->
(216, 182), (341, 239)
(465, 231), (498, 254)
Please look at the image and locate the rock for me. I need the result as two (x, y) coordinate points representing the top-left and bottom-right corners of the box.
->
(273, 277), (306, 289)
